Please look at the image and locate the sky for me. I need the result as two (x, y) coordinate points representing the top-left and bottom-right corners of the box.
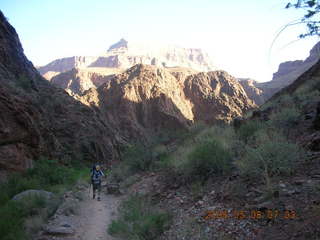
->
(1, 0), (319, 82)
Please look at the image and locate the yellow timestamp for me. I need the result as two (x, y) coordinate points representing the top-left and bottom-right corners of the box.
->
(203, 209), (297, 220)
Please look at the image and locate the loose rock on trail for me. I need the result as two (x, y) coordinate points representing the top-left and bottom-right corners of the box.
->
(36, 182), (122, 240)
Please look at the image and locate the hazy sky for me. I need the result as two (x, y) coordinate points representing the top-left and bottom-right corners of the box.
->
(2, 0), (319, 82)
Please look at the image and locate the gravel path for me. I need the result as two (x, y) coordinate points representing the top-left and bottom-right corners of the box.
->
(36, 184), (122, 240)
(76, 190), (121, 240)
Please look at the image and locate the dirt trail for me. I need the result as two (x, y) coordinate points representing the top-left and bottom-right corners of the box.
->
(75, 190), (121, 240)
(37, 184), (123, 240)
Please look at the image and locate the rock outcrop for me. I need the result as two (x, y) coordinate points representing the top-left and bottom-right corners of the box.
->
(37, 38), (215, 78)
(184, 71), (256, 123)
(0, 11), (120, 175)
(78, 65), (255, 141)
(50, 67), (123, 95)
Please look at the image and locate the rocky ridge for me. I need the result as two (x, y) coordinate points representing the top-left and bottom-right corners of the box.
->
(78, 64), (256, 141)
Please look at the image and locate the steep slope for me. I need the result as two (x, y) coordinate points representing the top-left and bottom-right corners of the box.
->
(184, 71), (256, 123)
(80, 64), (195, 141)
(37, 38), (215, 77)
(78, 65), (255, 141)
(0, 12), (120, 176)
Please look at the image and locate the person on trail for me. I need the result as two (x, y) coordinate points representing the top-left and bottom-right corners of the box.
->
(90, 164), (105, 201)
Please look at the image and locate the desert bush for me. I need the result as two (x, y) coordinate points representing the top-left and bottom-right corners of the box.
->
(0, 201), (26, 240)
(0, 194), (60, 240)
(236, 120), (267, 143)
(0, 174), (41, 205)
(196, 125), (235, 147)
(181, 138), (232, 182)
(295, 77), (320, 95)
(108, 194), (172, 240)
(27, 158), (77, 186)
(122, 143), (153, 173)
(270, 107), (300, 131)
(294, 89), (320, 108)
(276, 94), (295, 107)
(236, 132), (303, 184)
(109, 163), (131, 183)
(0, 157), (84, 239)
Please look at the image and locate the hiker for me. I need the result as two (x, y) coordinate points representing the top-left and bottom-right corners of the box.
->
(90, 164), (105, 201)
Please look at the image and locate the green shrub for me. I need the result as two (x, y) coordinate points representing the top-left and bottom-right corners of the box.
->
(236, 133), (303, 182)
(0, 174), (41, 205)
(27, 158), (77, 186)
(122, 143), (153, 173)
(237, 120), (266, 143)
(108, 194), (172, 240)
(0, 194), (60, 240)
(0, 201), (26, 240)
(0, 157), (84, 239)
(270, 107), (300, 130)
(196, 125), (235, 148)
(182, 139), (232, 182)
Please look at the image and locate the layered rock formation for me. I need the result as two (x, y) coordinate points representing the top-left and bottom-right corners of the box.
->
(78, 65), (256, 141)
(0, 12), (120, 175)
(37, 38), (215, 78)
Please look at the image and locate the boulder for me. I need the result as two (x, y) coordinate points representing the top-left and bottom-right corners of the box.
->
(12, 189), (54, 201)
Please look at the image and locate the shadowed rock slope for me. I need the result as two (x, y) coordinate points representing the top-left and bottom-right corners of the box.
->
(0, 12), (120, 175)
(78, 64), (256, 141)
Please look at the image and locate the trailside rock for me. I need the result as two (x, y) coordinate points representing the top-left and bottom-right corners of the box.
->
(12, 189), (54, 201)
(44, 226), (75, 236)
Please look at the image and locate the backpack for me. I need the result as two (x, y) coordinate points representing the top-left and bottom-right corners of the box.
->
(91, 168), (102, 185)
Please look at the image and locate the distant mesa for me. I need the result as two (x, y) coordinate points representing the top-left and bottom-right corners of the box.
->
(37, 38), (216, 79)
